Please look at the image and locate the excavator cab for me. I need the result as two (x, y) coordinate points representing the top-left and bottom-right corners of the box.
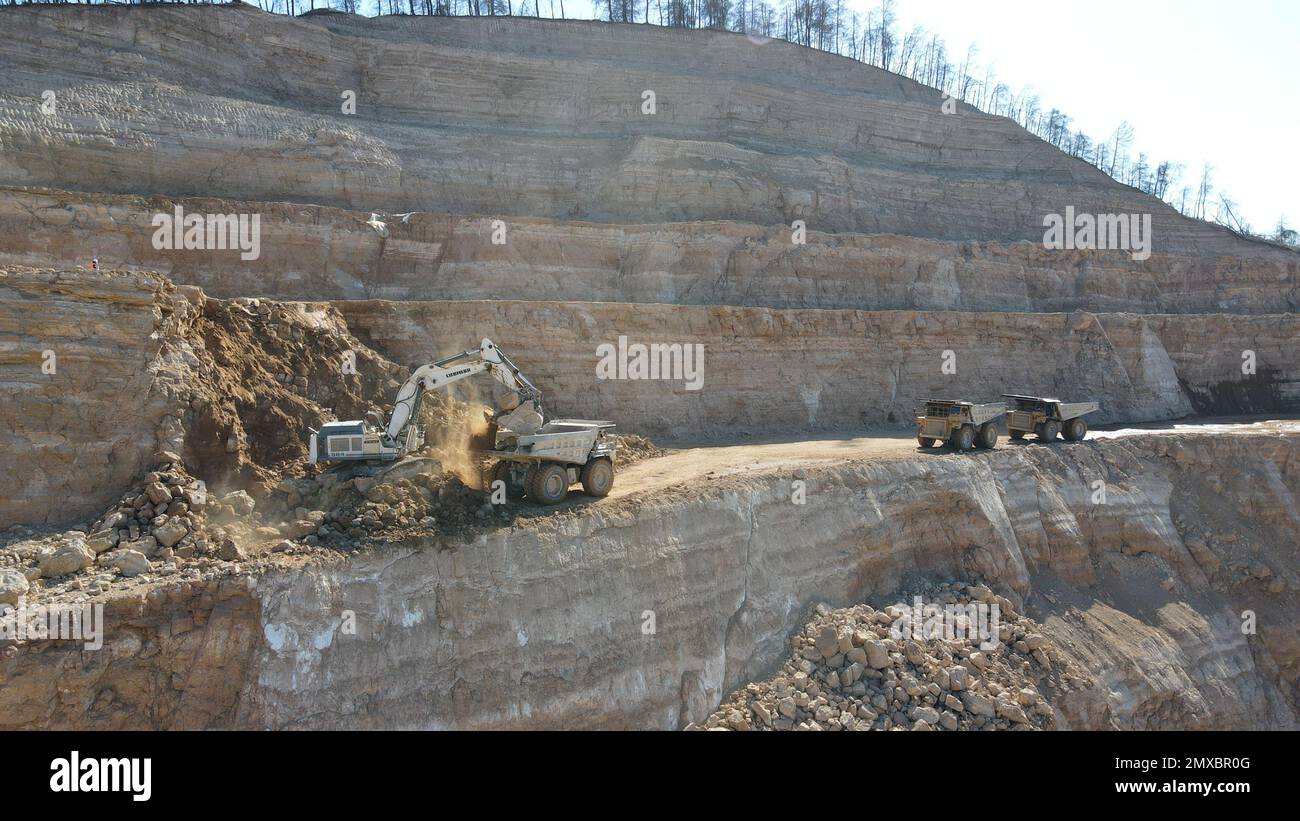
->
(310, 420), (421, 463)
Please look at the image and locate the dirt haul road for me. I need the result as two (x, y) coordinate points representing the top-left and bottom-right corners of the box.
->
(605, 417), (1300, 503)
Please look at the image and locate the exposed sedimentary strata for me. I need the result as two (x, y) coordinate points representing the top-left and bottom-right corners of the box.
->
(336, 299), (1299, 439)
(3, 427), (1296, 730)
(7, 268), (1292, 530)
(2, 188), (1296, 314)
(0, 6), (1296, 735)
(0, 8), (1288, 258)
(0, 269), (187, 529)
(0, 267), (407, 530)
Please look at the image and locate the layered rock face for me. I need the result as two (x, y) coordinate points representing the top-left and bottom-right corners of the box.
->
(4, 427), (1296, 729)
(0, 267), (411, 530)
(0, 269), (188, 529)
(0, 8), (1297, 732)
(336, 299), (1298, 438)
(3, 188), (1295, 313)
(5, 270), (1293, 529)
(0, 7), (1290, 257)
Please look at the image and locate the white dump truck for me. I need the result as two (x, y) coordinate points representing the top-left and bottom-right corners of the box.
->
(1002, 394), (1098, 442)
(309, 338), (615, 504)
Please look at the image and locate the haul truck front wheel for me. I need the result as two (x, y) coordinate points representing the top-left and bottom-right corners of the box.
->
(949, 425), (975, 451)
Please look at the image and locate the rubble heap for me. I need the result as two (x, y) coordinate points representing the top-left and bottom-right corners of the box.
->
(695, 582), (1093, 731)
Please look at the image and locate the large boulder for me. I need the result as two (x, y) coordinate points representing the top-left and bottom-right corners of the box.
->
(0, 569), (29, 606)
(152, 517), (189, 549)
(223, 490), (256, 515)
(113, 549), (150, 577)
(143, 481), (172, 505)
(38, 539), (94, 578)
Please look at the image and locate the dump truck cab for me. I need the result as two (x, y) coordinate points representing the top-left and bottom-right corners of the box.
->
(1002, 394), (1098, 442)
(916, 399), (1006, 451)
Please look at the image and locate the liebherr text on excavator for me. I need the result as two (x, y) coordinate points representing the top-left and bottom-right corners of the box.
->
(309, 338), (616, 504)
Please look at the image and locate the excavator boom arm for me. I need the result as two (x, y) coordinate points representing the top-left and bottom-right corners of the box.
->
(382, 339), (539, 443)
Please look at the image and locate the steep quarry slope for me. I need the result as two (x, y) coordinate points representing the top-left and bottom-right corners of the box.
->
(3, 424), (1297, 729)
(9, 267), (1294, 526)
(0, 269), (186, 529)
(4, 189), (1295, 313)
(337, 299), (1299, 438)
(1, 8), (1297, 732)
(0, 7), (1294, 265)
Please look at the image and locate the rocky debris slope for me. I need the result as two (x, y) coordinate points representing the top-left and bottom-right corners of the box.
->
(697, 584), (1084, 730)
(2, 188), (1295, 315)
(0, 446), (371, 605)
(0, 266), (529, 531)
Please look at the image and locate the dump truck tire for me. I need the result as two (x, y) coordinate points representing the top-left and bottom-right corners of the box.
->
(977, 423), (999, 449)
(949, 425), (975, 450)
(1064, 417), (1088, 441)
(1010, 429), (1025, 440)
(529, 462), (569, 505)
(581, 457), (615, 497)
(490, 461), (524, 499)
(1039, 420), (1060, 442)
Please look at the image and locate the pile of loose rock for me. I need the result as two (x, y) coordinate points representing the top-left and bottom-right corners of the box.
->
(266, 466), (508, 550)
(0, 452), (274, 601)
(694, 582), (1084, 731)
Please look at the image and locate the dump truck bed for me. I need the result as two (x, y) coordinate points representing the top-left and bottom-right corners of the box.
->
(1002, 394), (1098, 422)
(1055, 401), (1099, 420)
(490, 419), (615, 465)
(966, 402), (1008, 426)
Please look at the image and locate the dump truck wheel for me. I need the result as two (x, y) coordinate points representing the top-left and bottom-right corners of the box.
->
(977, 423), (999, 449)
(1039, 420), (1060, 442)
(1064, 417), (1088, 441)
(950, 425), (975, 450)
(581, 457), (615, 497)
(1010, 430), (1025, 440)
(490, 461), (524, 499)
(529, 462), (569, 505)
(918, 435), (937, 448)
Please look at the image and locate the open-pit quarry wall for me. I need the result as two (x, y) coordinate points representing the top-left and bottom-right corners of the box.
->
(3, 424), (1297, 730)
(1, 188), (1296, 314)
(1, 8), (1298, 731)
(6, 267), (1299, 531)
(337, 300), (1300, 438)
(0, 5), (1279, 255)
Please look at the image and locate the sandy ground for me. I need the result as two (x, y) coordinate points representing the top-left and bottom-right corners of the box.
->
(607, 416), (1300, 501)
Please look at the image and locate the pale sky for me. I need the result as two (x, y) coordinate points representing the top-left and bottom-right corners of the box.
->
(571, 0), (1298, 232)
